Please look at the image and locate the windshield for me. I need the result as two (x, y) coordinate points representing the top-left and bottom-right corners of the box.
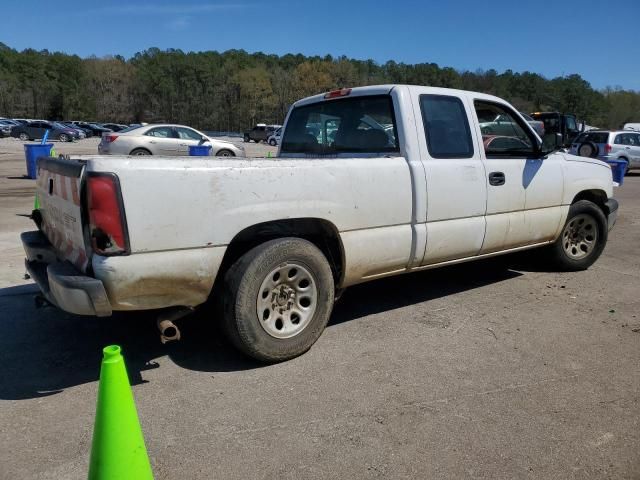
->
(281, 95), (399, 155)
(52, 122), (69, 129)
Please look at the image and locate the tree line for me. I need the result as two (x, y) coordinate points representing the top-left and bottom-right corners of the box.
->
(0, 42), (638, 132)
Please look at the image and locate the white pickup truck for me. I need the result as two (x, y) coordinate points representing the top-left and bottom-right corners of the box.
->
(22, 85), (618, 362)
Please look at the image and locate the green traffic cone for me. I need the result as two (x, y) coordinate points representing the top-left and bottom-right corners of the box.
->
(88, 345), (153, 480)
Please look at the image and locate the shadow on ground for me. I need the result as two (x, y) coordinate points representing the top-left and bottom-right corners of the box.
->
(0, 258), (522, 400)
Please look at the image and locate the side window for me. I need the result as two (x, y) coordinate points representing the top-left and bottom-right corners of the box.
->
(614, 134), (623, 145)
(633, 134), (640, 146)
(420, 95), (473, 159)
(175, 127), (202, 141)
(281, 95), (399, 154)
(474, 101), (534, 157)
(145, 127), (174, 138)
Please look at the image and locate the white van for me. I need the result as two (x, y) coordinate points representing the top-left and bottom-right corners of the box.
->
(623, 123), (640, 132)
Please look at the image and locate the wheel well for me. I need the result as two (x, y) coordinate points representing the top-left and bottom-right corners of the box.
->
(215, 148), (234, 156)
(130, 147), (151, 155)
(216, 218), (344, 287)
(572, 189), (608, 214)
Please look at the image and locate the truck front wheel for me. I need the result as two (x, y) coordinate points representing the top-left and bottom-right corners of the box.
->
(546, 200), (607, 271)
(222, 238), (335, 362)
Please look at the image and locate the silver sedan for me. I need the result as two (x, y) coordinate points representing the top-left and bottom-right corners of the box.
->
(97, 124), (245, 157)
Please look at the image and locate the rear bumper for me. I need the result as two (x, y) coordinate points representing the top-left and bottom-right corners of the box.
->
(605, 198), (618, 231)
(21, 231), (112, 317)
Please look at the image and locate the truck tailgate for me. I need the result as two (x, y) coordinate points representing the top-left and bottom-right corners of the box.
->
(36, 157), (89, 272)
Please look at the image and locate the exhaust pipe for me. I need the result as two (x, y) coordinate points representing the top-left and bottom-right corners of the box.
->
(157, 318), (180, 344)
(156, 307), (193, 344)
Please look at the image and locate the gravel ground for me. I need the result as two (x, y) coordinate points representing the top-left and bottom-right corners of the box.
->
(0, 137), (638, 479)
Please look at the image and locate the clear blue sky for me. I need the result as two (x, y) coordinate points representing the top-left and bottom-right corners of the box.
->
(2, 0), (639, 91)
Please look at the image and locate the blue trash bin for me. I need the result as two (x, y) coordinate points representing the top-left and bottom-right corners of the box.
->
(24, 143), (53, 179)
(606, 159), (626, 185)
(188, 145), (212, 156)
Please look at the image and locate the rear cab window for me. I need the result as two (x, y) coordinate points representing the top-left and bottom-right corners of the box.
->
(281, 95), (399, 155)
(420, 95), (473, 158)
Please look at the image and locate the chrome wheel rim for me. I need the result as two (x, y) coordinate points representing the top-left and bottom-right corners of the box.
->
(256, 262), (318, 339)
(219, 150), (231, 157)
(60, 134), (68, 142)
(562, 214), (598, 260)
(19, 133), (28, 141)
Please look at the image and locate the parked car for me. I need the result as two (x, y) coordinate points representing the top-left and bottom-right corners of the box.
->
(0, 118), (22, 127)
(267, 127), (282, 146)
(244, 124), (279, 143)
(101, 123), (129, 132)
(24, 85), (617, 362)
(71, 122), (112, 136)
(478, 113), (544, 138)
(570, 130), (640, 175)
(54, 122), (86, 139)
(10, 120), (80, 142)
(60, 122), (93, 138)
(97, 124), (245, 157)
(623, 123), (640, 132)
(482, 135), (531, 152)
(519, 112), (545, 137)
(0, 120), (15, 137)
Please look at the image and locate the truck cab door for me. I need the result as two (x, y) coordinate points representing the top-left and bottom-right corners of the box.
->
(411, 91), (487, 266)
(472, 100), (563, 253)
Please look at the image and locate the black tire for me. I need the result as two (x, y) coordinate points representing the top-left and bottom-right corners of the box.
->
(268, 138), (277, 146)
(243, 135), (250, 142)
(577, 141), (598, 158)
(59, 133), (69, 142)
(222, 238), (335, 362)
(546, 200), (607, 271)
(130, 148), (151, 156)
(215, 149), (235, 157)
(18, 132), (29, 141)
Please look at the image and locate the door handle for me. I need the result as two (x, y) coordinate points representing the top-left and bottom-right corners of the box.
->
(149, 140), (157, 144)
(488, 171), (505, 186)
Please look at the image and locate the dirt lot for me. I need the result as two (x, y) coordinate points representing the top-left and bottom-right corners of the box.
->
(0, 137), (638, 479)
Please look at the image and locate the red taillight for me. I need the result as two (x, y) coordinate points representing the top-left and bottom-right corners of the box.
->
(104, 135), (118, 143)
(605, 144), (612, 153)
(86, 174), (128, 255)
(324, 87), (352, 99)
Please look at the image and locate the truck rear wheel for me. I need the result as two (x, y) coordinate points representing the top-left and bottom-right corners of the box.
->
(222, 238), (334, 362)
(546, 200), (607, 271)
